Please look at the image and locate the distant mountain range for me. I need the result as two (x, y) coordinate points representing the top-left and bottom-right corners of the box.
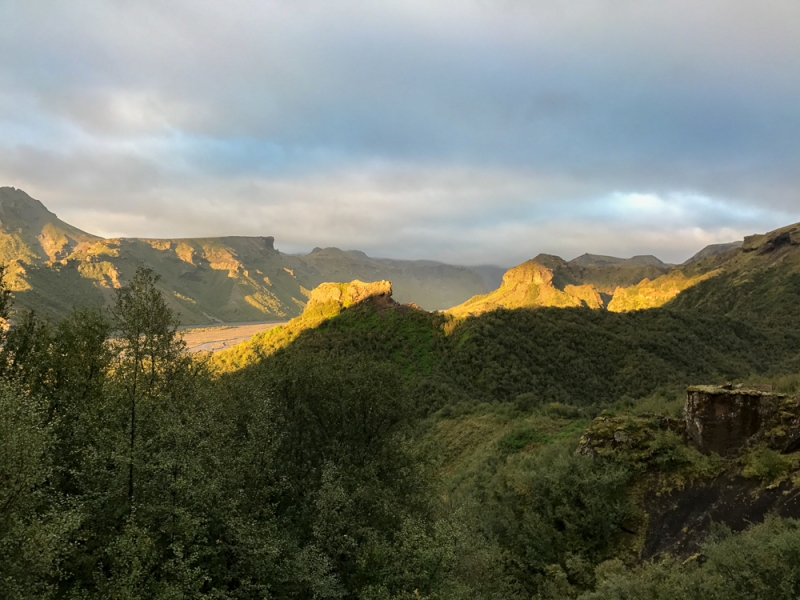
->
(448, 222), (800, 324)
(1, 186), (790, 326)
(0, 187), (488, 323)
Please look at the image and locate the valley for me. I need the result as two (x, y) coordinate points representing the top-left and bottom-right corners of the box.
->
(180, 321), (286, 353)
(0, 187), (490, 324)
(4, 188), (800, 599)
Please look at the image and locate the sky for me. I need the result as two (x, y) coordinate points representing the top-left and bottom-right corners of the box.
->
(1, 0), (800, 266)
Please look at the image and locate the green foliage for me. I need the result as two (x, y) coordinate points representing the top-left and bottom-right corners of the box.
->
(486, 443), (635, 597)
(497, 427), (547, 454)
(6, 246), (800, 599)
(741, 445), (795, 482)
(668, 267), (800, 330)
(582, 517), (800, 600)
(440, 307), (793, 405)
(228, 352), (492, 598)
(0, 381), (75, 599)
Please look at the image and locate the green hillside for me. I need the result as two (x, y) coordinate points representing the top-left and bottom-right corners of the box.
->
(221, 280), (800, 598)
(666, 223), (800, 327)
(0, 187), (489, 323)
(5, 253), (800, 597)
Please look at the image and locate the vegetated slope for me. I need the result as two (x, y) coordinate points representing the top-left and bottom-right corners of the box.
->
(682, 240), (743, 265)
(0, 187), (99, 266)
(440, 307), (798, 405)
(7, 258), (800, 598)
(212, 278), (404, 371)
(239, 286), (800, 410)
(0, 187), (488, 323)
(667, 223), (800, 327)
(226, 280), (800, 598)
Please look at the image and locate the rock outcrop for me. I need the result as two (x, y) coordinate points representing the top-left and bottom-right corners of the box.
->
(742, 224), (800, 254)
(577, 414), (684, 459)
(685, 384), (800, 456)
(213, 279), (399, 371)
(446, 259), (594, 317)
(643, 473), (800, 560)
(307, 280), (394, 309)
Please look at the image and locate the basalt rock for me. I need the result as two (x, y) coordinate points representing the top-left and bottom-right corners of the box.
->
(685, 384), (800, 456)
(643, 473), (800, 560)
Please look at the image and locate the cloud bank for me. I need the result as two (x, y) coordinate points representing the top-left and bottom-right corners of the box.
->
(1, 0), (799, 265)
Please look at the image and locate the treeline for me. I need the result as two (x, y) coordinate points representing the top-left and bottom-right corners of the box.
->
(5, 267), (800, 598)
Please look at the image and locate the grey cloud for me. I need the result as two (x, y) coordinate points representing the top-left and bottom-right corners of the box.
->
(1, 0), (799, 263)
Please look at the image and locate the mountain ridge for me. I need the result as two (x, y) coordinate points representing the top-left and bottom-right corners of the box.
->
(0, 188), (491, 323)
(448, 222), (800, 319)
(4, 187), (798, 327)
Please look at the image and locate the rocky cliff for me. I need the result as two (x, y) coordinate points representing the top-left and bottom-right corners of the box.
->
(213, 279), (402, 371)
(685, 384), (800, 456)
(446, 259), (601, 317)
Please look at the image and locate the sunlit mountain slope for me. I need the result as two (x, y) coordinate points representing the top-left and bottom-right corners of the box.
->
(0, 187), (488, 323)
(448, 221), (800, 320)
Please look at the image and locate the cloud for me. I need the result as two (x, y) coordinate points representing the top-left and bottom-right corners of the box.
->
(1, 0), (799, 264)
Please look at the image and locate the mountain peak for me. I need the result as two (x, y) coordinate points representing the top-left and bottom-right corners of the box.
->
(569, 253), (625, 267)
(682, 241), (743, 266)
(0, 187), (98, 263)
(308, 280), (393, 308)
(569, 253), (667, 268)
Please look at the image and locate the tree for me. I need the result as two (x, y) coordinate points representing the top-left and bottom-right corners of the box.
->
(0, 381), (74, 599)
(109, 266), (187, 513)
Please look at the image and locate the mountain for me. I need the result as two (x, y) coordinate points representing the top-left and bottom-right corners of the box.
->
(448, 222), (800, 321)
(447, 250), (674, 317)
(280, 247), (487, 310)
(0, 188), (489, 323)
(666, 222), (800, 327)
(466, 263), (507, 291)
(7, 199), (800, 596)
(213, 278), (401, 371)
(603, 222), (800, 323)
(570, 253), (669, 268)
(447, 259), (603, 318)
(682, 240), (743, 265)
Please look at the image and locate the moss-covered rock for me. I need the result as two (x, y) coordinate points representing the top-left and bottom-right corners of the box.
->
(685, 385), (800, 456)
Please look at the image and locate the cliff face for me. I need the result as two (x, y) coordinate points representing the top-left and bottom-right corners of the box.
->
(447, 249), (688, 318)
(685, 385), (800, 456)
(578, 384), (800, 561)
(446, 260), (595, 317)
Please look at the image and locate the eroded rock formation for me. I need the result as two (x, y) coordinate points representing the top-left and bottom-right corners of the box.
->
(685, 384), (800, 456)
(307, 280), (394, 309)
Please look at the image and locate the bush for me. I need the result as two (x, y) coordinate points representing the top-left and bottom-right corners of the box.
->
(741, 445), (795, 482)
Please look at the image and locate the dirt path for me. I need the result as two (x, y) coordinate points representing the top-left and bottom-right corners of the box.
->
(181, 321), (286, 353)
